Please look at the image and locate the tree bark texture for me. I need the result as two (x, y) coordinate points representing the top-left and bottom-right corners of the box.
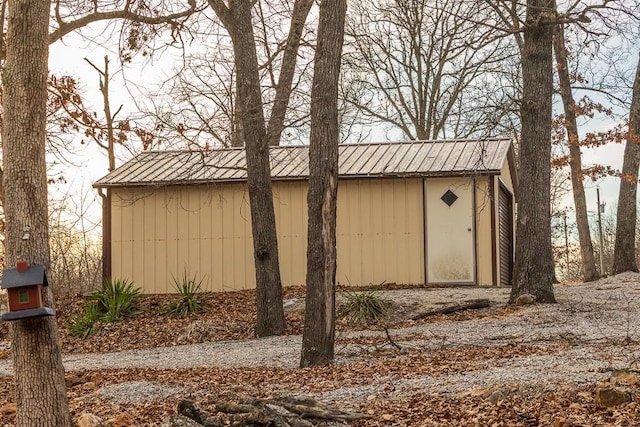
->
(209, 0), (286, 336)
(509, 0), (556, 304)
(300, 0), (346, 368)
(2, 0), (71, 424)
(613, 55), (640, 274)
(552, 23), (599, 282)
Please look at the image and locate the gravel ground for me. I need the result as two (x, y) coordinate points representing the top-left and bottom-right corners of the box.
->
(2, 273), (640, 404)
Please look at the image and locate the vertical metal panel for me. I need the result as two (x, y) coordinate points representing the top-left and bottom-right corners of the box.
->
(111, 191), (124, 287)
(114, 190), (134, 287)
(335, 178), (424, 286)
(475, 177), (494, 286)
(164, 189), (179, 292)
(175, 191), (191, 288)
(273, 181), (308, 286)
(209, 188), (224, 290)
(129, 193), (145, 289)
(154, 190), (168, 293)
(198, 188), (213, 292)
(142, 193), (156, 293)
(396, 178), (425, 283)
(498, 184), (514, 287)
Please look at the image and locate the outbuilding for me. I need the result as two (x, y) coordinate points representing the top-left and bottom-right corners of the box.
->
(93, 138), (517, 293)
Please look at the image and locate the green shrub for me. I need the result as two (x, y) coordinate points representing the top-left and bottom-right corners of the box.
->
(338, 288), (391, 326)
(338, 285), (401, 350)
(67, 278), (141, 338)
(89, 278), (142, 322)
(68, 302), (101, 338)
(163, 270), (207, 317)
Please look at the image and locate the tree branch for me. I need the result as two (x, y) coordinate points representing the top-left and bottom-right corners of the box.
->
(49, 5), (198, 44)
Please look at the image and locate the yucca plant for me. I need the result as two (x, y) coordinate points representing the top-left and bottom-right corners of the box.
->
(68, 302), (102, 338)
(338, 285), (400, 350)
(68, 278), (141, 339)
(163, 270), (207, 317)
(89, 278), (142, 322)
(338, 288), (391, 326)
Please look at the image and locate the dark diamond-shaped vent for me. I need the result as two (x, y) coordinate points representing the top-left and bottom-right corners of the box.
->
(441, 189), (458, 207)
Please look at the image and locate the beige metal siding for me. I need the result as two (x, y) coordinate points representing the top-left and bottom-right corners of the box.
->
(273, 181), (309, 286)
(110, 178), (425, 293)
(495, 161), (516, 287)
(474, 177), (494, 286)
(336, 178), (424, 286)
(111, 184), (256, 293)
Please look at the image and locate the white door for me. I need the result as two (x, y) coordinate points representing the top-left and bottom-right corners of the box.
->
(425, 178), (475, 283)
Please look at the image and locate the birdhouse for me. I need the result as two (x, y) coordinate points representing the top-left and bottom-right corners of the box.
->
(1, 261), (55, 321)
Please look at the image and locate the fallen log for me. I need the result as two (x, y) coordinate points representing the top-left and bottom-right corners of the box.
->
(175, 394), (370, 426)
(411, 299), (491, 320)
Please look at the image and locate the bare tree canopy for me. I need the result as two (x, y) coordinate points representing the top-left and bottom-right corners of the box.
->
(342, 0), (520, 141)
(147, 0), (315, 149)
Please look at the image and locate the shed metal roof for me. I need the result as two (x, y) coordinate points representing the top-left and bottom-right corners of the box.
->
(93, 138), (514, 188)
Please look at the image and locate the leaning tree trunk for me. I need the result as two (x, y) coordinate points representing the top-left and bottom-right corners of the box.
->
(225, 2), (286, 336)
(509, 0), (556, 304)
(613, 55), (640, 274)
(206, 0), (315, 336)
(552, 22), (600, 282)
(2, 0), (71, 424)
(300, 0), (347, 368)
(266, 0), (314, 147)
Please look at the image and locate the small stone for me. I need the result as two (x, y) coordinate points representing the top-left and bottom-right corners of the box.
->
(611, 370), (639, 386)
(486, 390), (504, 404)
(515, 294), (536, 306)
(76, 412), (105, 427)
(596, 387), (631, 407)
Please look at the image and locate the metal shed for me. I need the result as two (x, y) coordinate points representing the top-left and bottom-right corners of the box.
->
(94, 138), (517, 293)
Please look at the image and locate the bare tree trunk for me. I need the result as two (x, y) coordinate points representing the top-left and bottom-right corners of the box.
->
(552, 22), (599, 282)
(84, 56), (119, 172)
(300, 0), (346, 368)
(207, 0), (314, 336)
(509, 0), (556, 304)
(2, 0), (71, 423)
(613, 55), (640, 274)
(210, 0), (286, 336)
